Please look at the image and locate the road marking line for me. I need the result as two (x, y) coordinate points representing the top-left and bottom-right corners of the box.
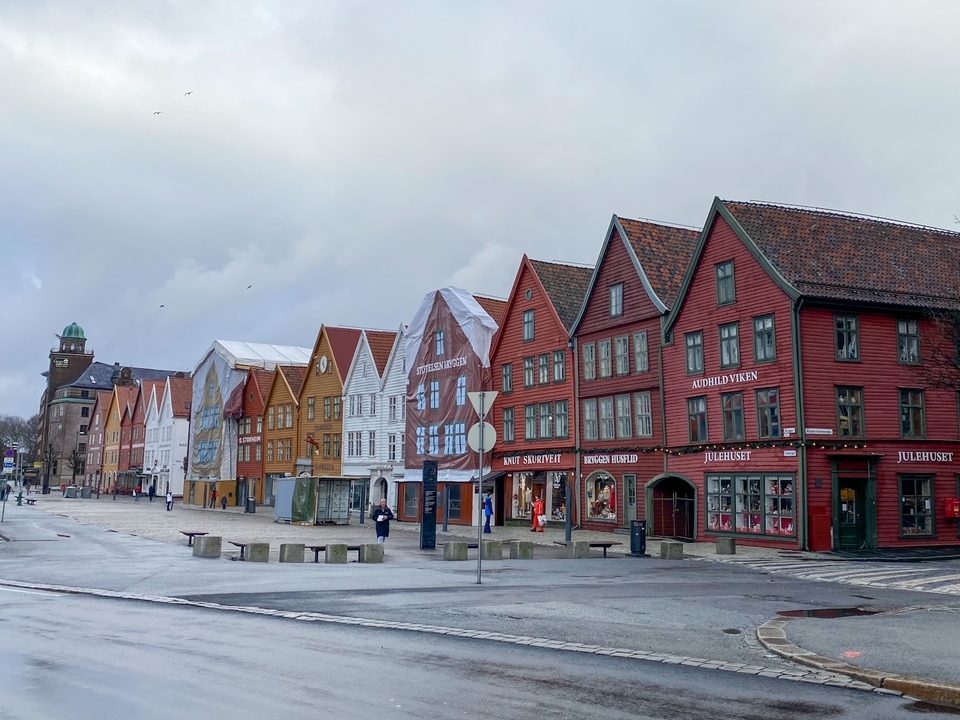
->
(0, 586), (62, 597)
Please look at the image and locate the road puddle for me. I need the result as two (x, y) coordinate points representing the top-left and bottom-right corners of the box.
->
(776, 607), (881, 619)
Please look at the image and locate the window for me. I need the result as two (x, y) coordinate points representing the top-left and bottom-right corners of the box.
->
(754, 315), (776, 362)
(599, 339), (612, 378)
(266, 441), (274, 463)
(707, 474), (795, 536)
(523, 357), (535, 387)
(539, 402), (553, 438)
(837, 386), (864, 437)
(388, 434), (397, 461)
(835, 315), (859, 361)
(428, 426), (439, 455)
(634, 391), (652, 437)
(756, 388), (781, 439)
(502, 364), (514, 393)
(555, 400), (569, 438)
(538, 354), (550, 385)
(389, 396), (398, 422)
(503, 407), (516, 442)
(688, 396), (708, 442)
(369, 394), (377, 416)
(897, 319), (920, 364)
(615, 394), (632, 438)
(609, 283), (623, 316)
(403, 483), (420, 519)
(446, 484), (461, 513)
(444, 422), (466, 454)
(267, 407), (275, 430)
(332, 434), (341, 458)
(586, 474), (616, 520)
(721, 392), (744, 441)
(286, 404), (294, 428)
(615, 336), (629, 375)
(368, 431), (376, 456)
(416, 383), (426, 411)
(429, 380), (440, 409)
(525, 405), (537, 439)
(349, 395), (362, 417)
(716, 261), (735, 304)
(324, 397), (331, 420)
(415, 427), (425, 455)
(436, 330), (445, 356)
(599, 397), (615, 440)
(900, 475), (933, 536)
(455, 376), (467, 406)
(333, 397), (341, 420)
(583, 343), (596, 381)
(719, 323), (740, 368)
(685, 332), (704, 373)
(347, 432), (360, 457)
(81, 406), (89, 418)
(899, 389), (925, 438)
(633, 331), (649, 373)
(553, 351), (565, 382)
(307, 396), (315, 421)
(523, 310), (535, 341)
(255, 444), (261, 462)
(583, 399), (598, 441)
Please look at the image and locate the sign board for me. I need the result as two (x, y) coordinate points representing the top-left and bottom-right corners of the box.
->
(467, 391), (498, 420)
(420, 461), (438, 550)
(467, 422), (497, 453)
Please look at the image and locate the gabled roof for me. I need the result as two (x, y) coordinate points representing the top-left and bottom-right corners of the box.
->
(248, 369), (274, 405)
(135, 380), (165, 422)
(193, 340), (311, 375)
(571, 215), (700, 333)
(377, 323), (408, 391)
(721, 199), (960, 309)
(474, 295), (508, 325)
(279, 365), (308, 402)
(366, 330), (398, 376)
(528, 259), (594, 331)
(167, 376), (193, 418)
(117, 386), (138, 424)
(324, 327), (363, 384)
(405, 288), (501, 369)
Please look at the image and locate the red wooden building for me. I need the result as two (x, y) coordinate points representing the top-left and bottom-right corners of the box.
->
(236, 368), (272, 504)
(115, 386), (138, 491)
(489, 256), (592, 527)
(571, 216), (699, 532)
(662, 198), (960, 551)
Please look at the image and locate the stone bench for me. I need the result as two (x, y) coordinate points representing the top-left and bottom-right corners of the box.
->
(480, 540), (502, 560)
(508, 540), (534, 559)
(279, 543), (305, 563)
(660, 541), (684, 560)
(358, 543), (384, 563)
(192, 535), (222, 558)
(716, 537), (736, 555)
(443, 542), (469, 561)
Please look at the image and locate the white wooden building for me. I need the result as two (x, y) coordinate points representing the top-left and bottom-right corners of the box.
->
(148, 375), (193, 496)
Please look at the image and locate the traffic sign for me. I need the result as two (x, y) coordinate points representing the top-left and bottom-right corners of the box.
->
(467, 391), (498, 419)
(467, 422), (497, 453)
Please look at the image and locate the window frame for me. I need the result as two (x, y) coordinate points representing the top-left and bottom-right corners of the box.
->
(633, 331), (649, 374)
(897, 318), (921, 365)
(503, 407), (516, 442)
(554, 400), (569, 438)
(538, 354), (550, 385)
(756, 387), (781, 439)
(614, 335), (630, 376)
(719, 322), (740, 369)
(502, 364), (514, 394)
(609, 283), (624, 317)
(598, 397), (615, 440)
(721, 391), (745, 441)
(436, 330), (445, 356)
(685, 331), (704, 374)
(523, 357), (535, 388)
(525, 404), (538, 440)
(582, 343), (596, 381)
(687, 396), (708, 443)
(553, 350), (566, 383)
(835, 314), (860, 361)
(582, 399), (598, 441)
(898, 474), (934, 538)
(753, 314), (776, 363)
(716, 261), (736, 305)
(615, 394), (632, 439)
(899, 388), (926, 439)
(836, 385), (865, 438)
(598, 339), (612, 378)
(522, 310), (535, 342)
(633, 391), (653, 438)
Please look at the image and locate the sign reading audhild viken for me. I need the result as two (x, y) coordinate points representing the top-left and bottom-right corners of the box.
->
(691, 370), (758, 390)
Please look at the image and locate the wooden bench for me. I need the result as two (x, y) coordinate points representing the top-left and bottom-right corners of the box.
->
(553, 540), (623, 558)
(25, 498), (38, 506)
(305, 544), (361, 563)
(180, 531), (208, 547)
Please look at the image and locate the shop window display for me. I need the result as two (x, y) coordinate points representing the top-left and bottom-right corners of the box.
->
(586, 474), (616, 520)
(706, 473), (794, 536)
(550, 473), (567, 521)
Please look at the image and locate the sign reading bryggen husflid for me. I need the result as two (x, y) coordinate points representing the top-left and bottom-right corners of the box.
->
(401, 288), (500, 524)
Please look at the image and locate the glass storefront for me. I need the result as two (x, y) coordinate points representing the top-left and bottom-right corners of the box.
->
(706, 473), (795, 536)
(550, 472), (567, 521)
(586, 472), (616, 520)
(510, 471), (568, 522)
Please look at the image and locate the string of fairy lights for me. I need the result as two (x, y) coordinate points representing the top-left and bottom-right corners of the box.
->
(492, 438), (871, 459)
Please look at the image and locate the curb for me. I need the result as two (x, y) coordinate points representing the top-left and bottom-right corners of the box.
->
(757, 617), (960, 709)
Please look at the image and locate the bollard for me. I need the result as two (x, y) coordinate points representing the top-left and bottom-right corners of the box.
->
(660, 541), (684, 560)
(358, 543), (384, 563)
(480, 540), (502, 560)
(508, 541), (534, 559)
(716, 537), (736, 555)
(566, 541), (590, 559)
(247, 543), (270, 562)
(325, 544), (348, 564)
(443, 542), (468, 561)
(279, 543), (305, 563)
(193, 536), (222, 558)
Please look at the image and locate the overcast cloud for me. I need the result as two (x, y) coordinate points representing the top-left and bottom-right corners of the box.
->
(3, 0), (960, 417)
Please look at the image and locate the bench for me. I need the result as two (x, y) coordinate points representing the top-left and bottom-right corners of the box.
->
(305, 544), (361, 563)
(25, 498), (37, 506)
(180, 531), (208, 547)
(229, 541), (249, 561)
(553, 540), (623, 558)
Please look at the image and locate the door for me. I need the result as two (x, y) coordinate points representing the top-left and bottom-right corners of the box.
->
(837, 480), (866, 550)
(624, 474), (637, 524)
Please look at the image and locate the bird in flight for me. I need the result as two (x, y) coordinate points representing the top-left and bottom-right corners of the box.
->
(184, 91), (193, 95)
(160, 304), (165, 308)
(246, 284), (253, 290)
(153, 111), (163, 115)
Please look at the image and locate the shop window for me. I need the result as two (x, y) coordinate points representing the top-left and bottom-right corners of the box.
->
(719, 322), (740, 368)
(447, 484), (462, 514)
(538, 354), (550, 385)
(721, 392), (744, 441)
(835, 315), (859, 361)
(550, 473), (567, 520)
(582, 399), (598, 441)
(513, 474), (534, 518)
(523, 357), (535, 388)
(429, 380), (440, 409)
(599, 339), (612, 378)
(706, 473), (794, 536)
(837, 386), (864, 437)
(686, 332), (704, 374)
(614, 336), (630, 375)
(615, 394), (632, 438)
(899, 389), (925, 438)
(503, 407), (515, 442)
(633, 331), (649, 373)
(687, 396), (708, 442)
(897, 319), (920, 364)
(599, 397), (615, 440)
(403, 484), (420, 518)
(553, 351), (565, 382)
(754, 315), (776, 362)
(716, 261), (735, 304)
(586, 474), (616, 520)
(610, 283), (623, 317)
(899, 475), (933, 536)
(502, 364), (513, 394)
(436, 330), (445, 356)
(523, 310), (535, 342)
(756, 388), (781, 438)
(555, 401), (569, 438)
(634, 391), (652, 437)
(525, 405), (537, 439)
(455, 376), (467, 406)
(583, 343), (596, 381)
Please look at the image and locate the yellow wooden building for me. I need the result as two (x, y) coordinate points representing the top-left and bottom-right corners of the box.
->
(262, 365), (307, 500)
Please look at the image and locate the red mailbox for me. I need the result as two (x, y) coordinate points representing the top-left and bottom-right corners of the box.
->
(946, 498), (960, 519)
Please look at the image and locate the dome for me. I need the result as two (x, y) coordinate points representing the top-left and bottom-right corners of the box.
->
(62, 322), (86, 340)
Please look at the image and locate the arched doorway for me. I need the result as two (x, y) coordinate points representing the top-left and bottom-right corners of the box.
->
(376, 477), (388, 501)
(646, 474), (696, 541)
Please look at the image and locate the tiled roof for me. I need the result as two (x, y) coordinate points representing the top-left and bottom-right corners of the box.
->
(280, 365), (308, 400)
(722, 200), (960, 309)
(474, 295), (508, 325)
(167, 376), (193, 418)
(529, 259), (594, 331)
(617, 217), (701, 309)
(325, 327), (362, 383)
(138, 380), (166, 417)
(251, 369), (274, 404)
(116, 386), (138, 420)
(65, 362), (184, 391)
(366, 330), (398, 376)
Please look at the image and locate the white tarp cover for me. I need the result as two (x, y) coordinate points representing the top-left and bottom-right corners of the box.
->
(404, 287), (499, 368)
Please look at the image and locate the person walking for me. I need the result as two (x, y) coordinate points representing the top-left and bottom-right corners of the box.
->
(112, 484), (118, 501)
(133, 487), (139, 503)
(221, 495), (228, 510)
(165, 490), (174, 511)
(210, 488), (218, 509)
(483, 492), (493, 534)
(531, 495), (545, 533)
(370, 497), (394, 544)
(148, 485), (155, 503)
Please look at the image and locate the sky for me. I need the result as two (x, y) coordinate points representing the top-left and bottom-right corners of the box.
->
(3, 0), (960, 418)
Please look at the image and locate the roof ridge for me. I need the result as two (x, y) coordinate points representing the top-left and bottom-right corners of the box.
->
(529, 258), (595, 270)
(725, 199), (960, 238)
(618, 215), (701, 232)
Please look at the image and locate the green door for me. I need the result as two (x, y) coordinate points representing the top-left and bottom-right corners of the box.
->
(624, 474), (637, 524)
(837, 480), (866, 550)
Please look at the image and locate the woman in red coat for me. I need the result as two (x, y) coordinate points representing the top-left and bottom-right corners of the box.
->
(531, 496), (545, 532)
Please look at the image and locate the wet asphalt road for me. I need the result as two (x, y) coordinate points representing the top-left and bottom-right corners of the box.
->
(0, 588), (954, 720)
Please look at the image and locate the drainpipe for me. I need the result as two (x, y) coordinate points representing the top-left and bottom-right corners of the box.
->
(658, 321), (669, 476)
(792, 297), (808, 551)
(572, 337), (582, 532)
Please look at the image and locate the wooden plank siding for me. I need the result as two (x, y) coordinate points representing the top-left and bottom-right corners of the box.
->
(262, 367), (302, 480)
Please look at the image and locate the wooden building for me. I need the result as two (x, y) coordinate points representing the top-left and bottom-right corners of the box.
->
(83, 390), (113, 491)
(236, 369), (272, 504)
(261, 365), (308, 505)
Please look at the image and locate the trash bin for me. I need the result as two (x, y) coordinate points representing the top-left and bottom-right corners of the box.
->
(630, 519), (647, 557)
(65, 486), (78, 499)
(80, 487), (92, 499)
(245, 497), (256, 514)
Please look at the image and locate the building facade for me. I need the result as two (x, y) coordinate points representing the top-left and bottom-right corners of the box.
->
(237, 369), (271, 504)
(262, 365), (308, 504)
(84, 390), (113, 490)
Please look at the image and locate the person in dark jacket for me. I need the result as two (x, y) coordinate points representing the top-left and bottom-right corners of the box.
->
(483, 492), (493, 534)
(371, 497), (394, 544)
